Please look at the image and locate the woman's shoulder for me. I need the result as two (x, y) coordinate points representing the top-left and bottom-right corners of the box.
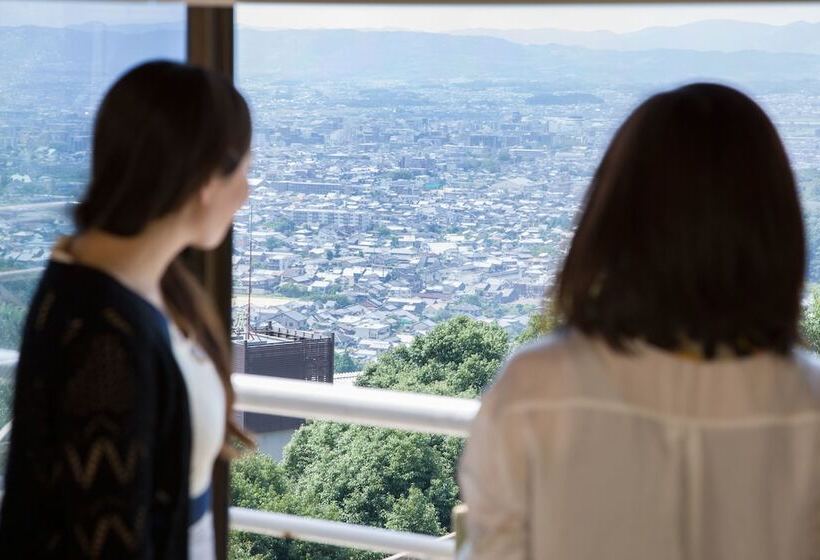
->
(480, 329), (591, 416)
(790, 347), (820, 399)
(29, 259), (170, 348)
(15, 261), (179, 406)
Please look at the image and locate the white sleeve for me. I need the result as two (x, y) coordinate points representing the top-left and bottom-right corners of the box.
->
(457, 381), (530, 560)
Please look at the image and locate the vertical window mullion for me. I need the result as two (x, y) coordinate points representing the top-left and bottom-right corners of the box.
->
(185, 6), (235, 560)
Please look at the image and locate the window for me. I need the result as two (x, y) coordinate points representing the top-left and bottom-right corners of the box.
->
(2, 2), (820, 556)
(0, 0), (185, 472)
(229, 2), (820, 556)
(234, 3), (820, 369)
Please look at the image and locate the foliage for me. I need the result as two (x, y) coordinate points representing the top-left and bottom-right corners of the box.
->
(390, 169), (415, 180)
(229, 452), (351, 559)
(383, 486), (443, 535)
(356, 315), (509, 397)
(0, 381), (13, 427)
(334, 351), (360, 373)
(515, 302), (559, 345)
(0, 301), (25, 350)
(801, 287), (820, 353)
(271, 218), (296, 235)
(230, 317), (510, 559)
(274, 282), (350, 307)
(264, 237), (284, 251)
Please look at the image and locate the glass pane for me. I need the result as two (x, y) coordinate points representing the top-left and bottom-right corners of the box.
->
(0, 0), (185, 480)
(232, 2), (820, 556)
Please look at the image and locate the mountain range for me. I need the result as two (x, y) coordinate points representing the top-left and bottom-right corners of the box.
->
(1, 21), (819, 89)
(450, 20), (820, 54)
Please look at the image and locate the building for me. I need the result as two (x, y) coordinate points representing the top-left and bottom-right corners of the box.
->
(269, 180), (349, 194)
(291, 207), (372, 230)
(232, 326), (334, 459)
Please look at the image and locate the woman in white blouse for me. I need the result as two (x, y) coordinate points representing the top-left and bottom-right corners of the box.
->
(458, 83), (820, 560)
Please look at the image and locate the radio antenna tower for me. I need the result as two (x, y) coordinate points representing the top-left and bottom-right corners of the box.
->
(246, 198), (253, 341)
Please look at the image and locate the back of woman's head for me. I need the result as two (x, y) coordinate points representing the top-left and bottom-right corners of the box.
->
(76, 59), (251, 234)
(555, 83), (804, 357)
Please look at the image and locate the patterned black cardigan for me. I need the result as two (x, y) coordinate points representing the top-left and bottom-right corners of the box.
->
(0, 260), (193, 558)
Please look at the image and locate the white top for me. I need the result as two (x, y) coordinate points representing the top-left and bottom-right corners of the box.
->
(458, 330), (820, 560)
(168, 323), (226, 497)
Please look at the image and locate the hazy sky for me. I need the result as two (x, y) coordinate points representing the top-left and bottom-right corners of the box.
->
(237, 3), (820, 33)
(3, 1), (820, 33)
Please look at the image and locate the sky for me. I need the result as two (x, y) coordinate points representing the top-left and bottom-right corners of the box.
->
(237, 3), (820, 33)
(2, 1), (820, 33)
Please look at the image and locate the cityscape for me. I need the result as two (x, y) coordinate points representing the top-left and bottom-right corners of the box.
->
(232, 69), (820, 369)
(4, 9), (820, 556)
(3, 21), (820, 369)
(230, 80), (612, 366)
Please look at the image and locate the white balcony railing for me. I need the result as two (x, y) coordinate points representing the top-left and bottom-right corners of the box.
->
(230, 508), (455, 559)
(0, 371), (479, 559)
(232, 373), (479, 437)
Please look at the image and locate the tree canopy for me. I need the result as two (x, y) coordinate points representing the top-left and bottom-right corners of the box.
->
(801, 287), (820, 353)
(230, 316), (509, 559)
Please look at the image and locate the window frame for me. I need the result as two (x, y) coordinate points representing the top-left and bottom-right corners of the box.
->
(181, 1), (819, 557)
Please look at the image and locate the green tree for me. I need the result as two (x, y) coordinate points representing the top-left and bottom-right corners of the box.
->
(231, 317), (509, 559)
(516, 303), (559, 345)
(280, 423), (458, 535)
(390, 169), (415, 180)
(230, 451), (351, 559)
(0, 301), (25, 350)
(332, 295), (353, 308)
(0, 381), (13, 427)
(265, 237), (283, 251)
(383, 486), (443, 534)
(334, 351), (360, 373)
(272, 218), (295, 235)
(801, 287), (820, 353)
(356, 316), (509, 397)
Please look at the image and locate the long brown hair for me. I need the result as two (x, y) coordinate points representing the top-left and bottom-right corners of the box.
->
(554, 83), (804, 358)
(75, 60), (256, 459)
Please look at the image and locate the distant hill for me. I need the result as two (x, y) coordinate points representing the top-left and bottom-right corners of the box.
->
(1, 24), (820, 89)
(0, 25), (184, 85)
(451, 20), (820, 54)
(527, 93), (604, 105)
(236, 28), (820, 87)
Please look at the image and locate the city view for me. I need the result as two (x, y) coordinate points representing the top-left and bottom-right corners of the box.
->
(234, 12), (820, 370)
(3, 2), (820, 558)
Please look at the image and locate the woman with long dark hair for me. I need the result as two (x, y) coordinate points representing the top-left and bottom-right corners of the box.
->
(0, 60), (256, 558)
(459, 83), (820, 559)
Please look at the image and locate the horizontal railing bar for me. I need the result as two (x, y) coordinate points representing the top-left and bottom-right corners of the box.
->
(0, 201), (75, 212)
(229, 507), (454, 559)
(0, 372), (481, 440)
(232, 374), (479, 437)
(0, 268), (43, 281)
(383, 532), (456, 560)
(0, 422), (11, 444)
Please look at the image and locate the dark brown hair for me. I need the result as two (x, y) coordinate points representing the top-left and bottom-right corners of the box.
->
(75, 60), (256, 458)
(554, 83), (804, 358)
